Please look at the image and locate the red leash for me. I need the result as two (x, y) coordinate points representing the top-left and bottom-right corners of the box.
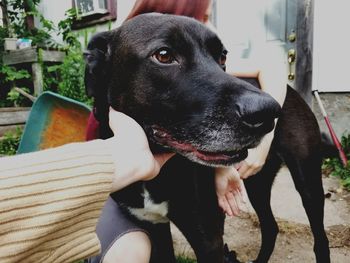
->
(313, 90), (348, 167)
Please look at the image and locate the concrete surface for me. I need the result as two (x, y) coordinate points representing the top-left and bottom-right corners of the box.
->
(242, 166), (350, 228)
(312, 93), (350, 139)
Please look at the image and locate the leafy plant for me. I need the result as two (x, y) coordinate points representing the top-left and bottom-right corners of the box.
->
(1, 1), (92, 106)
(5, 0), (56, 47)
(0, 26), (9, 52)
(323, 133), (350, 190)
(0, 65), (31, 107)
(44, 50), (90, 105)
(0, 65), (31, 82)
(0, 1), (36, 106)
(7, 87), (32, 107)
(0, 127), (23, 155)
(57, 8), (81, 49)
(176, 257), (196, 263)
(55, 49), (91, 105)
(43, 8), (91, 105)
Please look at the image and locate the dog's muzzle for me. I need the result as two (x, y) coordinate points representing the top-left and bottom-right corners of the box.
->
(151, 125), (249, 166)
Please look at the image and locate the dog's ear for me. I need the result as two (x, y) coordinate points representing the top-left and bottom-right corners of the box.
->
(84, 31), (112, 97)
(84, 31), (114, 138)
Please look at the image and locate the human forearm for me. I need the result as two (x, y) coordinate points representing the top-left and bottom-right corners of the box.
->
(229, 59), (285, 180)
(0, 109), (175, 262)
(257, 68), (286, 107)
(231, 60), (287, 107)
(0, 139), (114, 262)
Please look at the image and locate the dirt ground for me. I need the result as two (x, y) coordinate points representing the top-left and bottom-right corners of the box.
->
(171, 167), (350, 262)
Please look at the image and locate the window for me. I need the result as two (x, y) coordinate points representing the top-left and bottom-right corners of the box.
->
(72, 0), (116, 29)
(75, 0), (108, 17)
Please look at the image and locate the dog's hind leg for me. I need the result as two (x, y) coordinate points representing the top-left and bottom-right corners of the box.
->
(243, 152), (283, 263)
(284, 153), (330, 263)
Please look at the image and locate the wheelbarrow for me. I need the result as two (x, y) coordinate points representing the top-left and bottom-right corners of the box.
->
(17, 91), (91, 154)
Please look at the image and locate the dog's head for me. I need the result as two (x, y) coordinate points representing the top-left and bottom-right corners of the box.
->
(85, 13), (281, 166)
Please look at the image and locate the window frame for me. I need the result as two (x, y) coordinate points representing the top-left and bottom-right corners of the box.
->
(72, 0), (116, 29)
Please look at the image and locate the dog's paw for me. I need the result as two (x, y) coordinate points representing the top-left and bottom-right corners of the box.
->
(223, 243), (241, 263)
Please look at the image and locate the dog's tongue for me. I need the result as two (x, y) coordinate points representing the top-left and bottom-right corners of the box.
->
(194, 149), (232, 161)
(166, 139), (231, 161)
(152, 126), (232, 161)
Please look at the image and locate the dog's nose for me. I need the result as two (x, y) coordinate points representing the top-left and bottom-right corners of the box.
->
(235, 95), (281, 133)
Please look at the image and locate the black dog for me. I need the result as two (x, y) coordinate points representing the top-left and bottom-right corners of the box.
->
(84, 14), (330, 263)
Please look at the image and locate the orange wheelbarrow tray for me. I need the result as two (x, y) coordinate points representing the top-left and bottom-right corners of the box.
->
(17, 91), (91, 154)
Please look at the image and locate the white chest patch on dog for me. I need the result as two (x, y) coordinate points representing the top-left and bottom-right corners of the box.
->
(128, 188), (169, 224)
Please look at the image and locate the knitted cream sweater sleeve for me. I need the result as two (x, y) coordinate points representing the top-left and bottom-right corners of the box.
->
(0, 139), (114, 263)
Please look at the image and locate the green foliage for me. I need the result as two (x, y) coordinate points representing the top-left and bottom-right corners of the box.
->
(6, 0), (55, 46)
(57, 8), (81, 49)
(0, 65), (30, 82)
(0, 65), (31, 107)
(1, 1), (91, 106)
(7, 87), (32, 107)
(55, 49), (91, 105)
(0, 1), (94, 107)
(0, 1), (34, 106)
(45, 8), (91, 105)
(0, 26), (9, 53)
(176, 257), (197, 263)
(323, 133), (350, 190)
(42, 63), (60, 92)
(0, 127), (23, 155)
(43, 8), (91, 105)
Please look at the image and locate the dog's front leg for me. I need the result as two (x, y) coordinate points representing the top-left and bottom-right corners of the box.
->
(171, 210), (225, 263)
(147, 222), (177, 263)
(169, 170), (226, 263)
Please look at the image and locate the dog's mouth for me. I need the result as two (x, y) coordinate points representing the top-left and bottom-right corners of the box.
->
(151, 126), (248, 166)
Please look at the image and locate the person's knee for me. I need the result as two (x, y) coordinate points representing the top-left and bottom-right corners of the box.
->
(102, 231), (151, 263)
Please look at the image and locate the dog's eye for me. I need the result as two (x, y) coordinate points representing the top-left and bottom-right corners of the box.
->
(219, 50), (228, 66)
(153, 48), (176, 64)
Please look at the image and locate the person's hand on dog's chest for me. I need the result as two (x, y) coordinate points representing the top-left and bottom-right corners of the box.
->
(215, 167), (246, 217)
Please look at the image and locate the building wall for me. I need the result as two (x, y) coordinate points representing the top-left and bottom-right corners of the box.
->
(312, 93), (350, 138)
(312, 0), (350, 92)
(312, 0), (350, 137)
(37, 0), (136, 47)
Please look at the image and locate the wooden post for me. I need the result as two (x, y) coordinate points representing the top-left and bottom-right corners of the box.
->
(23, 0), (35, 31)
(3, 47), (65, 96)
(295, 0), (314, 105)
(31, 62), (43, 96)
(0, 0), (10, 29)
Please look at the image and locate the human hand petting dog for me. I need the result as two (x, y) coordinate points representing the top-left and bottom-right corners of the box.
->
(215, 131), (274, 216)
(108, 108), (175, 192)
(235, 130), (274, 179)
(215, 167), (245, 217)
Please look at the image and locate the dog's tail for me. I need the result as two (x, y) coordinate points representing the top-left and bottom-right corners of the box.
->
(321, 132), (339, 159)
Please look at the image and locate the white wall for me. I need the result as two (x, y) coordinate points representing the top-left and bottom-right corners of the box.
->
(312, 0), (350, 92)
(0, 5), (3, 27)
(215, 0), (287, 83)
(215, 0), (279, 60)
